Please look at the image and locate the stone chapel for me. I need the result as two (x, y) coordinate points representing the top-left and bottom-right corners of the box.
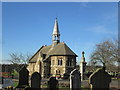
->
(27, 18), (77, 78)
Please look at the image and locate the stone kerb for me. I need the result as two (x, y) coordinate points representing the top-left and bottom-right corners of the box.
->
(70, 69), (81, 90)
(89, 68), (111, 90)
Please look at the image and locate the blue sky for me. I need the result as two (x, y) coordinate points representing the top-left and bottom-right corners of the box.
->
(2, 2), (118, 64)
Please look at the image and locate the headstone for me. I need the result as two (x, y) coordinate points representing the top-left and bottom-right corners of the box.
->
(70, 69), (81, 90)
(16, 66), (29, 88)
(31, 72), (41, 88)
(48, 77), (58, 90)
(89, 68), (111, 90)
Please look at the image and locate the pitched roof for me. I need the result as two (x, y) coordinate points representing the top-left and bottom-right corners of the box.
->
(49, 42), (77, 56)
(29, 45), (52, 63)
(29, 42), (77, 63)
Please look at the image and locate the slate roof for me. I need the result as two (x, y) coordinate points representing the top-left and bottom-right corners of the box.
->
(29, 42), (77, 63)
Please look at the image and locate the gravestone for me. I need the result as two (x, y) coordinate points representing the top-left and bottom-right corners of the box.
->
(16, 66), (29, 88)
(89, 68), (111, 90)
(70, 69), (81, 90)
(48, 77), (58, 90)
(31, 72), (41, 89)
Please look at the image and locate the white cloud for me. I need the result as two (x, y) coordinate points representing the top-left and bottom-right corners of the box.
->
(80, 2), (89, 7)
(87, 25), (117, 35)
(80, 1), (89, 7)
(0, 59), (12, 64)
(102, 10), (118, 24)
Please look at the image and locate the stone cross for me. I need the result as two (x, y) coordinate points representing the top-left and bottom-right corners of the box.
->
(70, 69), (81, 90)
(89, 68), (111, 90)
(31, 72), (41, 88)
(48, 77), (58, 90)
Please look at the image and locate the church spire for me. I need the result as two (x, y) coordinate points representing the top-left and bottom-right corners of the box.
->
(52, 18), (60, 47)
(52, 18), (60, 35)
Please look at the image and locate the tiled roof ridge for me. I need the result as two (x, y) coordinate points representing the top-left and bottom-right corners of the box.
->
(29, 44), (52, 62)
(29, 42), (77, 62)
(29, 45), (44, 62)
(46, 46), (53, 54)
(62, 42), (77, 56)
(46, 42), (63, 54)
(62, 42), (67, 54)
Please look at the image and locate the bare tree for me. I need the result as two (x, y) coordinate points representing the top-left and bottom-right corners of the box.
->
(89, 39), (119, 70)
(9, 53), (32, 64)
(9, 52), (32, 72)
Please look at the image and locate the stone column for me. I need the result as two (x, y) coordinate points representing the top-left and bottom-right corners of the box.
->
(79, 51), (87, 81)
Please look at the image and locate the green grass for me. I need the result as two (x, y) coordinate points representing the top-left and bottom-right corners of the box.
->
(41, 84), (48, 88)
(81, 88), (90, 90)
(14, 81), (18, 87)
(14, 83), (90, 90)
(59, 86), (69, 88)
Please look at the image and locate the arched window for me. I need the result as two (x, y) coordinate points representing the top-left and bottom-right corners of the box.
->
(67, 58), (73, 66)
(56, 70), (58, 74)
(56, 70), (60, 75)
(55, 36), (57, 40)
(70, 59), (72, 66)
(60, 60), (62, 65)
(58, 59), (62, 65)
(67, 58), (69, 66)
(58, 70), (60, 74)
(71, 59), (74, 66)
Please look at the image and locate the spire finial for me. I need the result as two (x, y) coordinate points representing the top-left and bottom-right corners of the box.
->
(82, 51), (85, 57)
(56, 17), (57, 20)
(55, 17), (58, 24)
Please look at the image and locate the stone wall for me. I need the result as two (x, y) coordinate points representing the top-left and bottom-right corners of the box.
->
(27, 63), (36, 76)
(50, 56), (66, 77)
(50, 55), (76, 77)
(27, 55), (76, 78)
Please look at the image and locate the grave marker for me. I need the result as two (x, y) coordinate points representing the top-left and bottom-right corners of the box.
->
(16, 66), (29, 88)
(48, 77), (58, 90)
(31, 72), (41, 88)
(89, 68), (111, 90)
(70, 69), (81, 90)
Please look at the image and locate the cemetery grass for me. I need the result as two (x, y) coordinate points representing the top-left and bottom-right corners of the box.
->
(14, 81), (18, 87)
(41, 84), (89, 90)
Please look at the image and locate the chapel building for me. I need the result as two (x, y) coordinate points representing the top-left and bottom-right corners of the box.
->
(27, 18), (77, 78)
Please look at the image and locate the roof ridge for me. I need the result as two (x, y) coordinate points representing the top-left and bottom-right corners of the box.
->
(29, 46), (44, 62)
(63, 42), (67, 54)
(46, 47), (53, 54)
(29, 42), (77, 63)
(63, 42), (77, 56)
